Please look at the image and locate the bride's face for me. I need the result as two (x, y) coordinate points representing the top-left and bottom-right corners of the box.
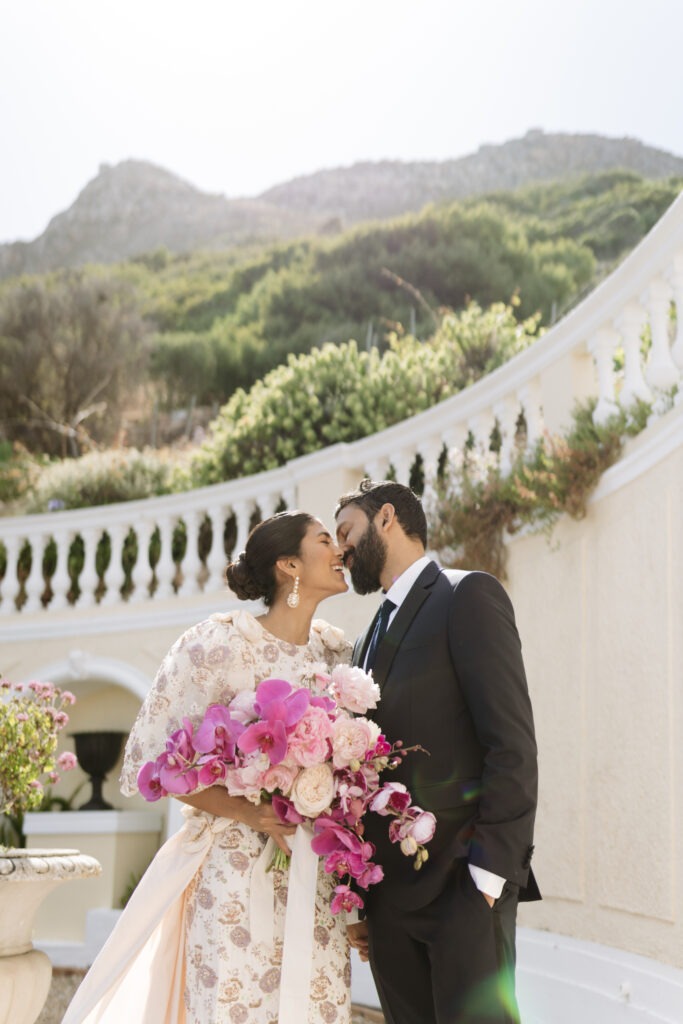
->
(296, 519), (348, 600)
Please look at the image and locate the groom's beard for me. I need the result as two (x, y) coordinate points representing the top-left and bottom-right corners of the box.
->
(348, 522), (387, 595)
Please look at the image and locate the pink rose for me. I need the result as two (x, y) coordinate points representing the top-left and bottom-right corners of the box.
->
(225, 751), (270, 803)
(331, 716), (372, 769)
(329, 664), (379, 714)
(262, 763), (297, 795)
(286, 706), (333, 768)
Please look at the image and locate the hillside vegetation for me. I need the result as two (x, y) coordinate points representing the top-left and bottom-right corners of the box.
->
(0, 171), (680, 474)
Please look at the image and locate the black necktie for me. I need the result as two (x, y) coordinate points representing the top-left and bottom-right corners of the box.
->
(364, 599), (396, 671)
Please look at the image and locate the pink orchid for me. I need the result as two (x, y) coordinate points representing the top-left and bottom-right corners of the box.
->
(272, 794), (305, 824)
(369, 781), (412, 815)
(238, 718), (289, 764)
(138, 761), (165, 801)
(197, 755), (227, 786)
(193, 704), (244, 758)
(330, 884), (364, 915)
(254, 678), (310, 727)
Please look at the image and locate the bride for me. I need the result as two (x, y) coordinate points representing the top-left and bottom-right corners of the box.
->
(63, 511), (352, 1024)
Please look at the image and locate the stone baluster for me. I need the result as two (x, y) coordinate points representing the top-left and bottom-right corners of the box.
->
(129, 521), (153, 603)
(392, 449), (415, 486)
(23, 535), (45, 613)
(669, 253), (683, 396)
(644, 278), (678, 400)
(178, 510), (202, 597)
(616, 302), (652, 408)
(0, 536), (20, 615)
(282, 486), (297, 511)
(493, 396), (520, 475)
(77, 528), (101, 609)
(205, 506), (228, 590)
(517, 378), (545, 451)
(233, 501), (253, 557)
(257, 491), (280, 520)
(588, 328), (620, 426)
(418, 438), (445, 503)
(154, 516), (177, 600)
(467, 409), (495, 454)
(101, 523), (127, 606)
(365, 456), (391, 481)
(49, 530), (73, 610)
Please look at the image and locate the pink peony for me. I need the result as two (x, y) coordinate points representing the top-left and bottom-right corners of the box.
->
(57, 751), (77, 771)
(225, 752), (270, 802)
(331, 716), (373, 769)
(329, 664), (380, 714)
(286, 706), (333, 768)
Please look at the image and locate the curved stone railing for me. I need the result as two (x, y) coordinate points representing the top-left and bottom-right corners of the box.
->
(1, 190), (682, 616)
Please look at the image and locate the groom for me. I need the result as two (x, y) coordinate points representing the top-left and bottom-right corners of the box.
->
(335, 479), (540, 1024)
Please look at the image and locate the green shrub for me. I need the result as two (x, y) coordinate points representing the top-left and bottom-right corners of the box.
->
(23, 448), (184, 513)
(187, 300), (541, 486)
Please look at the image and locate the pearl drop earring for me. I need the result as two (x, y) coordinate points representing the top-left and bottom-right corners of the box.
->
(287, 576), (300, 609)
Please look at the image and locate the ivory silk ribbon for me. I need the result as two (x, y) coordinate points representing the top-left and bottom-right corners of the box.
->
(249, 822), (320, 1024)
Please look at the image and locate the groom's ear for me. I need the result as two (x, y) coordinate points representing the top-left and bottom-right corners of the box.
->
(378, 503), (396, 531)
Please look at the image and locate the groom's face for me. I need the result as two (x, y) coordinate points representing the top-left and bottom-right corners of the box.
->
(335, 505), (387, 595)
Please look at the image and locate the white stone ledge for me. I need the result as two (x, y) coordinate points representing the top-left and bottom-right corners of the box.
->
(23, 810), (163, 836)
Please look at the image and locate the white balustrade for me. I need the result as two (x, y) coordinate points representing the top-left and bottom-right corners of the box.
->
(616, 302), (652, 408)
(154, 517), (177, 600)
(644, 278), (678, 392)
(101, 524), (126, 606)
(517, 378), (544, 450)
(77, 527), (101, 609)
(49, 529), (72, 610)
(128, 521), (153, 604)
(670, 252), (683, 374)
(588, 329), (620, 427)
(0, 536), (19, 615)
(178, 511), (202, 597)
(494, 396), (520, 475)
(23, 533), (45, 613)
(2, 190), (683, 616)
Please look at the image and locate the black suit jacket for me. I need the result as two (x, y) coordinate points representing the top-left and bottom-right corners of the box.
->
(354, 562), (540, 910)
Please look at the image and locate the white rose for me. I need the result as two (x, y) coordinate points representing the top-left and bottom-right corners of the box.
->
(290, 762), (336, 818)
(331, 717), (372, 769)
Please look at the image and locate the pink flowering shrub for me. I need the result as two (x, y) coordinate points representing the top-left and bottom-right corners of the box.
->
(0, 678), (78, 844)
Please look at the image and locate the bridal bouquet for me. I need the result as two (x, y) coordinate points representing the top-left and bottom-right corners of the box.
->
(137, 664), (436, 913)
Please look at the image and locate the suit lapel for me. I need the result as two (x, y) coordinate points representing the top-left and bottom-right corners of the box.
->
(372, 561), (441, 690)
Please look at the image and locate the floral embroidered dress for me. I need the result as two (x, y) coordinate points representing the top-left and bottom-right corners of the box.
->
(62, 611), (352, 1024)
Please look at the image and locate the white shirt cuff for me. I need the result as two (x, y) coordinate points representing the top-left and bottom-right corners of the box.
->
(468, 863), (506, 899)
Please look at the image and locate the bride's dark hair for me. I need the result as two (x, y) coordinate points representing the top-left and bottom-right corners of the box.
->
(225, 510), (314, 606)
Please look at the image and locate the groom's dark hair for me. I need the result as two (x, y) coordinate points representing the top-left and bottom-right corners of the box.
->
(335, 479), (427, 547)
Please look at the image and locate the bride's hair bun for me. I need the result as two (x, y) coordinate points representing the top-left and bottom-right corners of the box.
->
(225, 551), (263, 602)
(224, 511), (314, 607)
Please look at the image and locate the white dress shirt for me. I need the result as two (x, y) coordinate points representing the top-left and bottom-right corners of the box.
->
(374, 556), (505, 901)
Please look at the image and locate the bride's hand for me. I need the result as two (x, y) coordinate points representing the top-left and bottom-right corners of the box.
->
(236, 800), (297, 856)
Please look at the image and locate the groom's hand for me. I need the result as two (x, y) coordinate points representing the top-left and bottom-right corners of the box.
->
(347, 921), (370, 962)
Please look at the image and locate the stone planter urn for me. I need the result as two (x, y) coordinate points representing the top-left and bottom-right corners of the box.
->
(0, 847), (101, 1024)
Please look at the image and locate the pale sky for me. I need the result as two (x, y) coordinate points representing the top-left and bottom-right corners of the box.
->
(2, 0), (682, 243)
